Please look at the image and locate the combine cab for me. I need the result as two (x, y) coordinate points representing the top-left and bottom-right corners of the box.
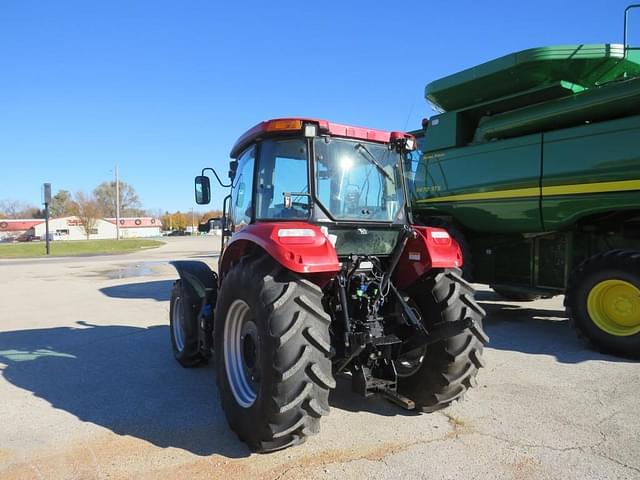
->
(412, 6), (640, 358)
(169, 118), (488, 452)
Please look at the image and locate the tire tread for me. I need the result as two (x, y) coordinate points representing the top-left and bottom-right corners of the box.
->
(214, 254), (333, 453)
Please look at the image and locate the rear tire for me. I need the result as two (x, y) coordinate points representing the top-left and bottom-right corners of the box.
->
(214, 255), (334, 452)
(170, 280), (206, 367)
(398, 269), (487, 412)
(566, 249), (640, 359)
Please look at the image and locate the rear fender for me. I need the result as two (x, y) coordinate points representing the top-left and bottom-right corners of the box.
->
(169, 260), (217, 357)
(169, 260), (218, 301)
(393, 226), (463, 290)
(218, 222), (340, 284)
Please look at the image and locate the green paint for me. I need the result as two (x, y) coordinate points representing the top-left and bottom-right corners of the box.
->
(425, 44), (640, 112)
(410, 43), (640, 294)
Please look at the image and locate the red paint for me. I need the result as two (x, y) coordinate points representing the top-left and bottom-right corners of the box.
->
(218, 222), (340, 282)
(104, 217), (161, 228)
(230, 117), (415, 157)
(0, 220), (43, 231)
(393, 226), (463, 290)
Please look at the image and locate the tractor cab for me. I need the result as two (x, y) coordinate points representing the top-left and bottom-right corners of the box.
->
(196, 118), (416, 257)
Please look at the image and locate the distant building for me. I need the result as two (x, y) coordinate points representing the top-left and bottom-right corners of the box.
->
(0, 220), (42, 242)
(199, 217), (223, 235)
(104, 217), (162, 239)
(0, 217), (162, 242)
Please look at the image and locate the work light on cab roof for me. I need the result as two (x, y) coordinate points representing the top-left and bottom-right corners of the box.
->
(230, 117), (417, 158)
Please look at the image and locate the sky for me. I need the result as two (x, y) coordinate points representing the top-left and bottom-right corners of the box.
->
(0, 0), (637, 213)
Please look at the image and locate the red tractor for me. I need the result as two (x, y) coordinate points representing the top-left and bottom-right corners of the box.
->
(169, 118), (488, 452)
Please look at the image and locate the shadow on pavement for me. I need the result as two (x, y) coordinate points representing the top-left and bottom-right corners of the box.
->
(0, 321), (249, 458)
(329, 376), (420, 416)
(100, 280), (174, 302)
(479, 298), (634, 364)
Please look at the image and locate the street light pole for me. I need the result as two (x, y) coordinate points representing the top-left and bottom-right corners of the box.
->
(115, 164), (120, 240)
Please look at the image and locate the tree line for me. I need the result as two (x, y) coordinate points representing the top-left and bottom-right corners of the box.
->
(161, 210), (223, 231)
(0, 181), (155, 239)
(1, 181), (222, 238)
(0, 181), (149, 220)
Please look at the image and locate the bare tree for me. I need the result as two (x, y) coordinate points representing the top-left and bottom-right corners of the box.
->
(0, 199), (37, 219)
(73, 191), (103, 240)
(94, 181), (141, 217)
(147, 208), (164, 220)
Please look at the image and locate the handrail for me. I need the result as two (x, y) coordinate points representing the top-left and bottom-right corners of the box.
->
(624, 4), (640, 52)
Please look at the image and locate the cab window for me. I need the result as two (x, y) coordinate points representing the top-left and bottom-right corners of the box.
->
(230, 146), (256, 231)
(255, 139), (309, 220)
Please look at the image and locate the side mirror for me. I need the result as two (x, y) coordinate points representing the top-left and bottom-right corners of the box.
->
(228, 160), (238, 180)
(195, 176), (211, 205)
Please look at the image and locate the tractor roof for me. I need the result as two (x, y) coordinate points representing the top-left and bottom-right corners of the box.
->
(230, 117), (408, 157)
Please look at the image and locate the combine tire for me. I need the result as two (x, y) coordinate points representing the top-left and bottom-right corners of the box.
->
(170, 280), (206, 367)
(491, 286), (543, 302)
(398, 269), (488, 412)
(214, 255), (334, 452)
(566, 250), (640, 359)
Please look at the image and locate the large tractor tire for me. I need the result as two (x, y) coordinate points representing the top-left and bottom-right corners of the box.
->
(214, 255), (334, 452)
(422, 218), (473, 281)
(566, 249), (640, 359)
(170, 280), (206, 367)
(397, 269), (488, 412)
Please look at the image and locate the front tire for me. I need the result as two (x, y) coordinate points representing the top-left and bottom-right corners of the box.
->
(214, 255), (334, 452)
(398, 269), (488, 412)
(566, 250), (640, 359)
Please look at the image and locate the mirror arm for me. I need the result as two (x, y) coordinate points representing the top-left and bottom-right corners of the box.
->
(220, 194), (232, 254)
(201, 167), (232, 188)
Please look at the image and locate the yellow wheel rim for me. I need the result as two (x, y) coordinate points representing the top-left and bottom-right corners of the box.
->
(587, 279), (640, 336)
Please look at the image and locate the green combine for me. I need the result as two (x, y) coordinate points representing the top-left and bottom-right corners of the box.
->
(411, 6), (640, 358)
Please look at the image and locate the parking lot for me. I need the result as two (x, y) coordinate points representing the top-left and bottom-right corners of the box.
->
(1, 237), (638, 479)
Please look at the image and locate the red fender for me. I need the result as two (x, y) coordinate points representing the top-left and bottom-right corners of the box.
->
(393, 226), (463, 290)
(218, 222), (340, 284)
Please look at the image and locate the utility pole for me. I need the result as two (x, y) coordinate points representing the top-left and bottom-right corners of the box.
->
(115, 164), (120, 240)
(42, 183), (51, 255)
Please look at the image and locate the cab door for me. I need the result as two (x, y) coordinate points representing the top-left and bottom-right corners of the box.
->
(229, 146), (256, 232)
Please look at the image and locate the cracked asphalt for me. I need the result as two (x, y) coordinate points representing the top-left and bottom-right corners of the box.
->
(1, 237), (638, 479)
